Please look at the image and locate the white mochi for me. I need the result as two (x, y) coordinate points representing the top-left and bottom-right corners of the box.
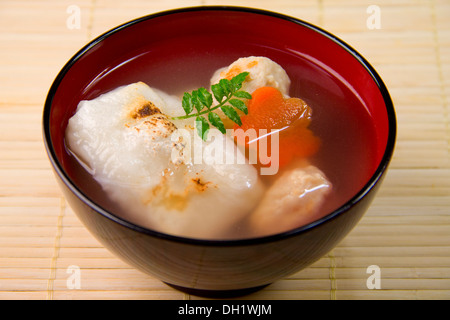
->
(66, 82), (265, 239)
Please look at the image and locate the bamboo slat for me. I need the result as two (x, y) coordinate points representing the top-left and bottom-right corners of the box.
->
(0, 0), (449, 300)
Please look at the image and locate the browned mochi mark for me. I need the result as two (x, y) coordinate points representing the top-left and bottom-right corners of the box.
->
(191, 177), (211, 192)
(142, 170), (215, 211)
(131, 100), (161, 119)
(125, 95), (177, 139)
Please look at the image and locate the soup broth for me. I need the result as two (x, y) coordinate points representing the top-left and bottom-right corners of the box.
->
(64, 50), (378, 240)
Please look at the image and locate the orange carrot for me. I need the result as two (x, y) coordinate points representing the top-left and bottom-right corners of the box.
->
(234, 86), (320, 169)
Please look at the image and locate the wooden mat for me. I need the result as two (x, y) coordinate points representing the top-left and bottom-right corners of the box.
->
(1, 0), (449, 300)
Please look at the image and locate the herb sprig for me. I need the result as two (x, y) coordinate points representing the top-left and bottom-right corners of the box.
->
(171, 72), (252, 140)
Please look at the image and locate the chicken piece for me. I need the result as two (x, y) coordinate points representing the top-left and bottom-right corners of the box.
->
(210, 56), (291, 96)
(249, 163), (332, 237)
(210, 56), (292, 129)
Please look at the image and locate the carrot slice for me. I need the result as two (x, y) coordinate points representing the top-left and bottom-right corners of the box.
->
(234, 86), (320, 169)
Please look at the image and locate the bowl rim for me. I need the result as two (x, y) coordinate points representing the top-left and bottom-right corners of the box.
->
(43, 5), (397, 247)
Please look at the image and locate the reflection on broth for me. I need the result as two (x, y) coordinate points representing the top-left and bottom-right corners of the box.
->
(65, 56), (377, 240)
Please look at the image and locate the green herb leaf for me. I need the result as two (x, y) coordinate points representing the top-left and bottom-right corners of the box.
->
(218, 78), (232, 95)
(196, 87), (213, 109)
(221, 105), (242, 126)
(229, 99), (248, 115)
(233, 90), (252, 99)
(208, 112), (226, 134)
(211, 83), (225, 103)
(195, 116), (210, 141)
(191, 90), (203, 113)
(170, 72), (252, 139)
(230, 71), (249, 90)
(181, 92), (193, 115)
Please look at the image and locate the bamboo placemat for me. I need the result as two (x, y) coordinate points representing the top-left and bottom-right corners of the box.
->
(0, 0), (449, 300)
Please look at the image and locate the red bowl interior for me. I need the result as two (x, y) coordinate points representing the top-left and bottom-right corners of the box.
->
(44, 7), (395, 237)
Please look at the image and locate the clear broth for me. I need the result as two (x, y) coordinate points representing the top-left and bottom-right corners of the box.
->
(65, 49), (378, 239)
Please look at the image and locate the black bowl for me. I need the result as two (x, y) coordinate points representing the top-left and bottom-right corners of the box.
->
(43, 6), (396, 297)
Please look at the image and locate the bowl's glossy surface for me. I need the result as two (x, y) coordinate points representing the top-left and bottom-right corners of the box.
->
(43, 6), (396, 297)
